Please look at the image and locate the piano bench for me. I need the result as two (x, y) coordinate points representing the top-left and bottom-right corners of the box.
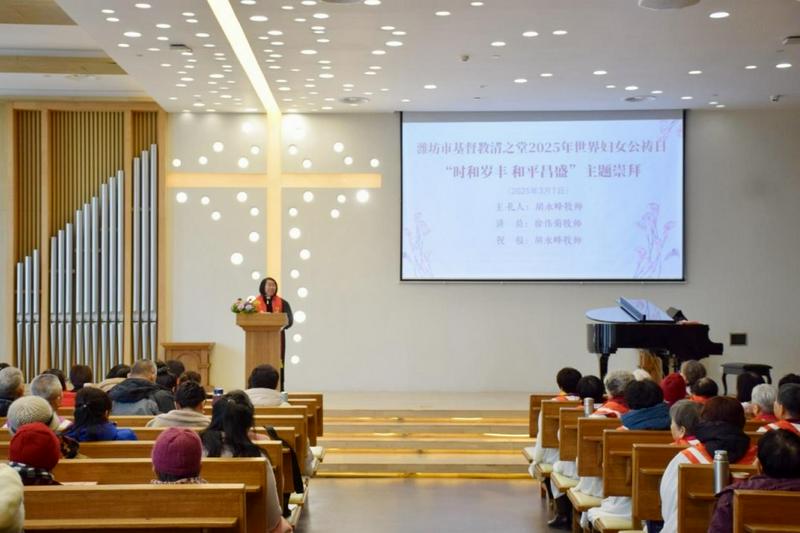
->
(721, 363), (773, 395)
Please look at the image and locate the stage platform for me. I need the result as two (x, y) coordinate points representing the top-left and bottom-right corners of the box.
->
(311, 392), (533, 477)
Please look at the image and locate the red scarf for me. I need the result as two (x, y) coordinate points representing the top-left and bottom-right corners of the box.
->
(257, 294), (283, 313)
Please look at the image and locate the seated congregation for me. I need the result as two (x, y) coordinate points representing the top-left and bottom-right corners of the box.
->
(527, 355), (800, 532)
(0, 359), (324, 533)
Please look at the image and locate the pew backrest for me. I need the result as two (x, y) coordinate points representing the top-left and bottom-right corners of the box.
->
(576, 417), (620, 477)
(24, 483), (247, 533)
(558, 408), (584, 461)
(602, 430), (674, 497)
(631, 443), (687, 523)
(677, 463), (758, 533)
(732, 490), (800, 533)
(51, 458), (268, 533)
(529, 393), (558, 437)
(540, 400), (580, 448)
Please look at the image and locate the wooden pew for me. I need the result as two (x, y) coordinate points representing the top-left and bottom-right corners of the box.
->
(204, 405), (318, 446)
(677, 463), (758, 533)
(733, 490), (800, 533)
(286, 393), (324, 437)
(603, 430), (674, 498)
(529, 393), (558, 437)
(576, 417), (620, 477)
(745, 419), (766, 433)
(541, 400), (581, 448)
(558, 408), (584, 462)
(632, 443), (687, 524)
(52, 458), (270, 533)
(24, 483), (247, 532)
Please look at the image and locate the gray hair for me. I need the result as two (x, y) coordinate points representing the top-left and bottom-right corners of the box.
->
(670, 399), (702, 435)
(605, 370), (635, 397)
(130, 359), (156, 378)
(31, 373), (63, 403)
(633, 368), (652, 382)
(0, 367), (24, 397)
(751, 383), (777, 414)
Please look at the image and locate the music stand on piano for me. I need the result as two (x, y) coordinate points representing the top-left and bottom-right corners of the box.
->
(586, 298), (723, 380)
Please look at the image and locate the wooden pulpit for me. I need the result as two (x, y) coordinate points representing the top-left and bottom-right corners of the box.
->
(236, 313), (288, 385)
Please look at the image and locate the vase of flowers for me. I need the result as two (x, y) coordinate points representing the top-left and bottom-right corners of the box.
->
(231, 296), (259, 314)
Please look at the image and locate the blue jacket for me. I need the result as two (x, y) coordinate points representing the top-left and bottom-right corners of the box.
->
(65, 422), (138, 442)
(620, 402), (670, 430)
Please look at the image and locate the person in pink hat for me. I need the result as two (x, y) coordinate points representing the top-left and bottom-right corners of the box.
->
(150, 427), (206, 484)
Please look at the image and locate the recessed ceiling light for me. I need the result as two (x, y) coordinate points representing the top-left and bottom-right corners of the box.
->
(313, 13), (330, 19)
(380, 25), (395, 31)
(272, 41), (284, 46)
(123, 31), (142, 38)
(745, 65), (757, 70)
(651, 90), (663, 94)
(435, 11), (451, 16)
(709, 11), (729, 19)
(605, 84), (616, 89)
(156, 23), (171, 29)
(364, 0), (381, 5)
(552, 30), (568, 35)
(101, 9), (114, 14)
(680, 96), (693, 100)
(106, 17), (119, 22)
(301, 0), (317, 4)
(540, 72), (553, 78)
(293, 17), (307, 22)
(624, 85), (638, 91)
(688, 70), (702, 75)
(424, 84), (437, 89)
(380, 87), (389, 91)
(317, 38), (330, 43)
(300, 49), (317, 55)
(267, 30), (283, 36)
(209, 73), (225, 78)
(319, 73), (334, 78)
(321, 106), (333, 110)
(134, 3), (151, 8)
(160, 63), (171, 67)
(715, 104), (726, 108)
(250, 15), (268, 22)
(514, 78), (528, 84)
(186, 18), (198, 23)
(386, 40), (403, 47)
(776, 62), (792, 69)
(147, 47), (159, 51)
(117, 43), (130, 48)
(182, 12), (195, 16)
(364, 71), (376, 75)
(522, 31), (539, 37)
(392, 30), (406, 36)
(282, 5), (294, 10)
(372, 49), (386, 55)
(311, 25), (325, 30)
(709, 101), (718, 105)
(490, 41), (506, 47)
(342, 83), (355, 88)
(593, 70), (607, 75)
(401, 98), (411, 102)
(471, 1), (484, 5)
(196, 32), (210, 38)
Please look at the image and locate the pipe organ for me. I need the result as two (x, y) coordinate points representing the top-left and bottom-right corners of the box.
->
(11, 105), (163, 381)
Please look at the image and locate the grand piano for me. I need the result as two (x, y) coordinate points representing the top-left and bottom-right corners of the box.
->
(587, 298), (723, 379)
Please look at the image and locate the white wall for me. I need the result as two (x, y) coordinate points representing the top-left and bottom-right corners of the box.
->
(160, 108), (800, 391)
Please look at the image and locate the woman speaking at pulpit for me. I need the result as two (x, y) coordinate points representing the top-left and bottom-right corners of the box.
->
(255, 277), (293, 390)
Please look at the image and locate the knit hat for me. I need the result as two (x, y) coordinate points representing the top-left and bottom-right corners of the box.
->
(0, 464), (24, 533)
(6, 396), (60, 435)
(152, 427), (203, 478)
(661, 372), (688, 406)
(8, 422), (61, 471)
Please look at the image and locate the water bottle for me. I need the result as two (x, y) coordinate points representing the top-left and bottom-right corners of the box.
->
(713, 449), (730, 494)
(212, 387), (224, 405)
(584, 397), (595, 416)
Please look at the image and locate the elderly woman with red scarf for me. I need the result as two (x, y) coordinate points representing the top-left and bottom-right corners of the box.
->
(255, 277), (294, 391)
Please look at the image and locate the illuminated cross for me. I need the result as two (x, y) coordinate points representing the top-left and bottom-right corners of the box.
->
(166, 113), (382, 283)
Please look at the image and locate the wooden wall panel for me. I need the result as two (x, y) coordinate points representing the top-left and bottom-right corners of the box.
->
(14, 110), (41, 260)
(49, 111), (124, 233)
(132, 111), (158, 155)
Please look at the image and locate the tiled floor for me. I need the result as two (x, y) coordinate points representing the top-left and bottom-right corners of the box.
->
(295, 477), (548, 533)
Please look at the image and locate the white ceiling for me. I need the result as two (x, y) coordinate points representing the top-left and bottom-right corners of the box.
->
(45, 0), (800, 113)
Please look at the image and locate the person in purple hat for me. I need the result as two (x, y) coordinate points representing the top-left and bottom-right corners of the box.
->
(151, 427), (206, 484)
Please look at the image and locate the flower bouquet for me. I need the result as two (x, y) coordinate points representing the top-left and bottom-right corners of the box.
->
(230, 296), (259, 314)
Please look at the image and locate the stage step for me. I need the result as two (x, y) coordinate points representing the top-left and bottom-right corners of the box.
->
(318, 452), (530, 476)
(317, 408), (532, 477)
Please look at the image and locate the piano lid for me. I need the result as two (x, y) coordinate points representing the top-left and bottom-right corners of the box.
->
(586, 298), (674, 323)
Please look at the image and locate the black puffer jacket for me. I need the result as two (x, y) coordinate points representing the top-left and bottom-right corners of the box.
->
(107, 378), (174, 414)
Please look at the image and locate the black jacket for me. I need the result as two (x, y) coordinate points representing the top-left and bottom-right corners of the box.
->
(107, 378), (175, 414)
